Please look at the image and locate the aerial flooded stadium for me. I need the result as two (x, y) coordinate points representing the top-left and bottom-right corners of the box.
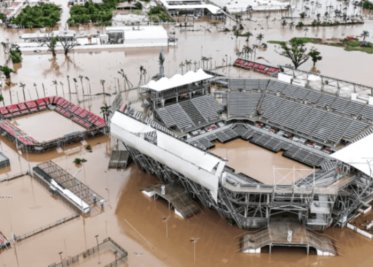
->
(1, 0), (373, 266)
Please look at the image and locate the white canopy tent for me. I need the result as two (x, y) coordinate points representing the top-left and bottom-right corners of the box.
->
(142, 69), (213, 92)
(331, 134), (373, 177)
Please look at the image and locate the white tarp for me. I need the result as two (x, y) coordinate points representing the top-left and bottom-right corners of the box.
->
(142, 69), (213, 92)
(331, 134), (373, 177)
(110, 112), (225, 202)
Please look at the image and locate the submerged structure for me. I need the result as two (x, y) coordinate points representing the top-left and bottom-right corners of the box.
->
(111, 73), (373, 234)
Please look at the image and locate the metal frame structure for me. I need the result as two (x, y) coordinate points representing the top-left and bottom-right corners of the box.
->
(111, 78), (373, 231)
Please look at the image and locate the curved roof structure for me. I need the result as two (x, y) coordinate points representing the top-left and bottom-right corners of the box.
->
(110, 111), (225, 202)
(142, 69), (213, 92)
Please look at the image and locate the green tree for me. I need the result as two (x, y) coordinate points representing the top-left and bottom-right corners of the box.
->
(9, 46), (22, 64)
(11, 3), (61, 28)
(100, 103), (112, 122)
(279, 39), (309, 69)
(0, 65), (14, 80)
(361, 30), (370, 42)
(308, 48), (322, 68)
(48, 36), (58, 58)
(256, 33), (264, 44)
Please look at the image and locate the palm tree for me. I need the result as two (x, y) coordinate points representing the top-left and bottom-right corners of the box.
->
(361, 30), (370, 42)
(100, 103), (112, 122)
(256, 33), (264, 44)
(0, 65), (14, 85)
(179, 62), (185, 74)
(185, 60), (192, 71)
(308, 48), (322, 68)
(242, 45), (252, 60)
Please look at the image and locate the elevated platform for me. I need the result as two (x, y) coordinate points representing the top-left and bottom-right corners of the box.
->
(142, 184), (200, 218)
(241, 220), (336, 256)
(33, 161), (104, 214)
(108, 150), (130, 169)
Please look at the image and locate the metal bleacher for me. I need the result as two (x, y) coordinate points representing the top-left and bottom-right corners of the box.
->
(191, 95), (222, 122)
(227, 91), (261, 118)
(164, 103), (194, 131)
(155, 95), (222, 133)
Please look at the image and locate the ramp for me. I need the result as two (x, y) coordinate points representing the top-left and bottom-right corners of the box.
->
(241, 220), (336, 256)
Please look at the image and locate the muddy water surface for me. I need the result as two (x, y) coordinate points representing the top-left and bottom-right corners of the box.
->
(210, 139), (313, 184)
(14, 110), (85, 142)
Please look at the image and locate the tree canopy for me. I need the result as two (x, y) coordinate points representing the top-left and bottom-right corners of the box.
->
(308, 48), (322, 68)
(279, 39), (310, 69)
(11, 3), (61, 28)
(68, 0), (119, 26)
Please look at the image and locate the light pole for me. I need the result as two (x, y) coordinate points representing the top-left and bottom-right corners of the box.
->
(33, 83), (40, 99)
(19, 82), (26, 101)
(42, 83), (46, 97)
(79, 75), (85, 96)
(100, 79), (106, 104)
(67, 75), (71, 100)
(58, 251), (63, 266)
(85, 76), (92, 96)
(73, 78), (79, 103)
(95, 234), (101, 264)
(190, 237), (199, 266)
(162, 216), (170, 238)
(114, 250), (118, 267)
(53, 80), (58, 96)
(60, 81), (65, 98)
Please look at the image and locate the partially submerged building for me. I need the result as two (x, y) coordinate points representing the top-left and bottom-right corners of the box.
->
(111, 74), (373, 234)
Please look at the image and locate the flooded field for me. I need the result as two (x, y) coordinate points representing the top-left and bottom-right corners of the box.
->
(0, 175), (76, 237)
(14, 111), (85, 142)
(210, 139), (313, 184)
(0, 0), (373, 266)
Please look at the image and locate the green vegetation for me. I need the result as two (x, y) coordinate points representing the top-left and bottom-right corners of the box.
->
(362, 0), (373, 10)
(344, 39), (373, 54)
(268, 38), (322, 46)
(74, 158), (87, 166)
(68, 0), (119, 26)
(278, 39), (310, 69)
(9, 46), (22, 64)
(148, 5), (173, 22)
(0, 13), (6, 22)
(0, 65), (14, 79)
(11, 3), (61, 28)
(308, 48), (322, 68)
(269, 36), (373, 55)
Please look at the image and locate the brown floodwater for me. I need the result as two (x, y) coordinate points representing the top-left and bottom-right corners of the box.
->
(210, 139), (313, 184)
(1, 2), (373, 266)
(14, 110), (85, 142)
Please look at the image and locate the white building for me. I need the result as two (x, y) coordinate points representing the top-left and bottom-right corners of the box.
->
(159, 0), (223, 16)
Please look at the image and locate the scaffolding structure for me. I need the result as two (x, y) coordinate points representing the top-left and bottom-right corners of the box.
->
(33, 161), (104, 214)
(111, 77), (373, 231)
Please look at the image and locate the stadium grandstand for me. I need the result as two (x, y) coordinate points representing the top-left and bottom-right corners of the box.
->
(111, 71), (373, 233)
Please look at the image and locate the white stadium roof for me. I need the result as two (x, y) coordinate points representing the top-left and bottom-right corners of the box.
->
(142, 69), (213, 92)
(110, 112), (225, 201)
(331, 134), (373, 178)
